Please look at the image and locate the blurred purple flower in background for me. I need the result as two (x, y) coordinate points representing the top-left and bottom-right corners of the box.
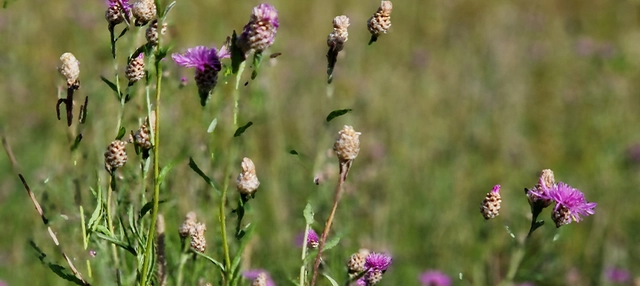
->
(605, 267), (631, 284)
(419, 270), (451, 286)
(242, 269), (275, 286)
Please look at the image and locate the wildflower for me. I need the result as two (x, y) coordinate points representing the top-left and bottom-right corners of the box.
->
(236, 3), (279, 56)
(242, 269), (275, 286)
(605, 267), (631, 284)
(236, 157), (260, 198)
(480, 185), (502, 220)
(125, 53), (145, 85)
(296, 228), (319, 248)
(131, 0), (155, 26)
(347, 249), (370, 275)
(367, 1), (392, 44)
(525, 169), (555, 211)
(356, 252), (392, 285)
(531, 182), (597, 227)
(326, 15), (350, 83)
(419, 270), (451, 286)
(172, 46), (222, 106)
(145, 19), (167, 46)
(105, 0), (131, 25)
(104, 140), (127, 172)
(58, 52), (80, 89)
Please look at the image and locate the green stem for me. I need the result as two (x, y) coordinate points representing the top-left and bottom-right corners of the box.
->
(107, 173), (120, 268)
(502, 244), (526, 285)
(140, 28), (163, 286)
(299, 224), (311, 286)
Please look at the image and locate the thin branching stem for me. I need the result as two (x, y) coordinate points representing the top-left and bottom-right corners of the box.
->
(106, 173), (121, 269)
(299, 224), (311, 286)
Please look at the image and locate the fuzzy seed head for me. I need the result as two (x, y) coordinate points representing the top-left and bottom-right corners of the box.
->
(134, 119), (152, 150)
(179, 211), (197, 238)
(104, 140), (127, 172)
(105, 5), (125, 25)
(145, 19), (167, 46)
(334, 125), (361, 162)
(132, 0), (156, 26)
(251, 273), (267, 286)
(190, 222), (207, 252)
(540, 169), (555, 189)
(552, 205), (572, 228)
(367, 1), (393, 36)
(480, 185), (502, 220)
(126, 53), (145, 84)
(365, 269), (384, 286)
(59, 52), (80, 89)
(327, 15), (350, 52)
(347, 251), (368, 274)
(237, 4), (279, 55)
(236, 157), (260, 196)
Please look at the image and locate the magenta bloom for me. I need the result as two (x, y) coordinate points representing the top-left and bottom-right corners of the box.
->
(605, 267), (631, 283)
(365, 252), (392, 271)
(237, 3), (279, 54)
(242, 269), (275, 286)
(106, 0), (131, 13)
(295, 228), (319, 248)
(533, 181), (596, 227)
(172, 46), (223, 106)
(419, 270), (451, 286)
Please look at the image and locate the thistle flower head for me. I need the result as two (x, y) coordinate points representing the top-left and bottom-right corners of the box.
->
(364, 252), (392, 272)
(172, 46), (223, 104)
(105, 0), (131, 25)
(237, 3), (279, 55)
(327, 15), (350, 52)
(525, 169), (556, 209)
(145, 19), (167, 46)
(243, 270), (275, 286)
(347, 249), (370, 274)
(190, 222), (207, 252)
(58, 52), (80, 89)
(419, 270), (452, 286)
(536, 182), (597, 227)
(480, 185), (502, 220)
(178, 211), (197, 238)
(104, 140), (127, 172)
(296, 228), (319, 248)
(236, 157), (260, 197)
(131, 0), (156, 26)
(367, 1), (393, 40)
(334, 125), (361, 162)
(125, 53), (145, 84)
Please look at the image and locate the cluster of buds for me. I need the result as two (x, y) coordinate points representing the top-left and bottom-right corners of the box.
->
(346, 251), (392, 286)
(125, 53), (145, 85)
(236, 3), (279, 57)
(178, 212), (207, 252)
(131, 0), (156, 26)
(367, 1), (393, 44)
(236, 157), (260, 199)
(146, 19), (168, 46)
(105, 0), (131, 26)
(104, 140), (128, 172)
(326, 15), (350, 83)
(480, 185), (502, 220)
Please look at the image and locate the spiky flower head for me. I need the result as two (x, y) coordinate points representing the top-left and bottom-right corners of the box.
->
(178, 211), (197, 238)
(243, 270), (275, 286)
(172, 46), (222, 106)
(236, 157), (260, 197)
(367, 1), (392, 41)
(334, 125), (361, 162)
(146, 19), (167, 46)
(365, 252), (392, 272)
(105, 0), (131, 25)
(190, 222), (207, 252)
(104, 140), (127, 172)
(125, 53), (145, 84)
(347, 249), (370, 274)
(419, 270), (452, 286)
(131, 0), (156, 26)
(237, 3), (279, 55)
(296, 229), (319, 248)
(480, 185), (502, 220)
(532, 182), (597, 227)
(327, 15), (350, 52)
(58, 52), (80, 89)
(525, 169), (555, 209)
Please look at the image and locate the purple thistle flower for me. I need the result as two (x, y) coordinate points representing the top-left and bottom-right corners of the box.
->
(242, 269), (275, 286)
(105, 0), (131, 25)
(172, 46), (223, 106)
(106, 0), (131, 13)
(419, 270), (451, 286)
(605, 267), (631, 284)
(237, 3), (279, 55)
(532, 182), (597, 227)
(364, 252), (392, 272)
(295, 228), (319, 248)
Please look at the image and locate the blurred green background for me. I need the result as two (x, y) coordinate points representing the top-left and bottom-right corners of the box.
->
(1, 0), (639, 285)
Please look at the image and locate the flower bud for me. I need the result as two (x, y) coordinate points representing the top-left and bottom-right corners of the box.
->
(334, 125), (361, 162)
(59, 52), (80, 89)
(131, 0), (156, 26)
(236, 157), (260, 197)
(480, 185), (502, 220)
(126, 53), (145, 85)
(104, 140), (127, 172)
(145, 19), (167, 46)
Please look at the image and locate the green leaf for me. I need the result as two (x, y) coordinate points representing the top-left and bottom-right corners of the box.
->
(207, 118), (217, 133)
(139, 199), (167, 219)
(157, 162), (174, 186)
(322, 273), (339, 286)
(193, 251), (225, 272)
(289, 150), (299, 155)
(230, 224), (256, 281)
(70, 134), (83, 151)
(251, 52), (263, 80)
(233, 121), (253, 137)
(95, 233), (137, 255)
(161, 1), (176, 20)
(303, 202), (314, 225)
(116, 126), (126, 140)
(156, 46), (170, 61)
(94, 225), (112, 236)
(188, 157), (220, 194)
(100, 76), (120, 99)
(326, 109), (352, 122)
(230, 31), (245, 74)
(324, 235), (341, 251)
(87, 193), (103, 232)
(115, 26), (128, 42)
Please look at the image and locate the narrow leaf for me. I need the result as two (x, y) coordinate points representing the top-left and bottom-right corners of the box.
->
(303, 202), (314, 225)
(324, 235), (341, 251)
(289, 150), (299, 155)
(70, 134), (83, 151)
(322, 273), (339, 286)
(161, 1), (177, 20)
(95, 233), (137, 255)
(116, 126), (126, 140)
(326, 109), (352, 122)
(139, 200), (167, 219)
(207, 118), (218, 133)
(157, 162), (174, 186)
(233, 121), (253, 137)
(100, 76), (120, 96)
(188, 157), (220, 194)
(230, 224), (256, 279)
(193, 251), (225, 272)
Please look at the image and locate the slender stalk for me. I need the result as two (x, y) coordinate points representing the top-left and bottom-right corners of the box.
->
(310, 161), (349, 286)
(140, 27), (164, 286)
(107, 173), (121, 268)
(298, 224), (311, 286)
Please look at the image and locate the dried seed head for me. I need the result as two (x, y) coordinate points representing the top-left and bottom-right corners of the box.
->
(104, 140), (127, 172)
(179, 211), (197, 238)
(367, 1), (393, 37)
(126, 53), (145, 84)
(334, 125), (361, 162)
(132, 0), (156, 26)
(346, 251), (368, 274)
(237, 4), (279, 55)
(552, 205), (572, 228)
(251, 273), (267, 286)
(526, 169), (555, 209)
(540, 169), (555, 189)
(480, 185), (502, 220)
(145, 19), (167, 46)
(236, 157), (260, 196)
(365, 269), (384, 285)
(59, 52), (80, 89)
(133, 118), (152, 151)
(327, 15), (350, 52)
(190, 222), (207, 252)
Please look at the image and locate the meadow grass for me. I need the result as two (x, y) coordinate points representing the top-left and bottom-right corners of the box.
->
(1, 0), (639, 285)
